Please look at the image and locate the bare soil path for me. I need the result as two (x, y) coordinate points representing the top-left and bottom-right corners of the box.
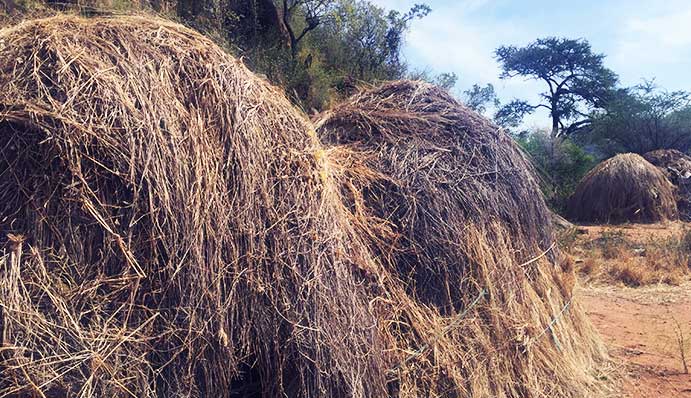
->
(580, 283), (691, 397)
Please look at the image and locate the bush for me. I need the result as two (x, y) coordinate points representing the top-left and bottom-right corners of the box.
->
(517, 129), (597, 212)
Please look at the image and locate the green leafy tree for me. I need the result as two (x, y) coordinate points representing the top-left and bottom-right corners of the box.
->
(280, 0), (337, 59)
(495, 37), (618, 138)
(589, 80), (691, 155)
(383, 3), (430, 71)
(517, 129), (597, 211)
(308, 1), (430, 85)
(326, 1), (398, 79)
(463, 83), (499, 114)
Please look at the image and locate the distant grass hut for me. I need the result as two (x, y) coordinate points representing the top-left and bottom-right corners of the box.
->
(643, 149), (691, 220)
(567, 153), (677, 223)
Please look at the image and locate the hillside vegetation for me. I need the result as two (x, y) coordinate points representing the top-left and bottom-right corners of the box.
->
(2, 0), (442, 112)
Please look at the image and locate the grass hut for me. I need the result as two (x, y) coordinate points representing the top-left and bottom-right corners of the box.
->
(0, 15), (394, 398)
(317, 81), (611, 397)
(567, 153), (677, 223)
(643, 149), (691, 219)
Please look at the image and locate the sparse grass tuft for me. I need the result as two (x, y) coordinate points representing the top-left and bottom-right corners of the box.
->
(608, 264), (644, 287)
(598, 230), (626, 260)
(568, 224), (691, 287)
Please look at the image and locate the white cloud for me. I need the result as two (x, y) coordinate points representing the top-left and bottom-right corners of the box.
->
(383, 0), (548, 123)
(627, 7), (691, 48)
(609, 3), (691, 87)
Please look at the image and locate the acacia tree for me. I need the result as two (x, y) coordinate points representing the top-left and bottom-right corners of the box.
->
(495, 37), (618, 138)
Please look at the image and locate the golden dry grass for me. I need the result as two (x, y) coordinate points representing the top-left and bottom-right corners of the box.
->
(566, 223), (691, 287)
(0, 16), (614, 398)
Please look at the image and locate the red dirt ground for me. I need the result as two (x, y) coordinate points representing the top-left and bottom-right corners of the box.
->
(580, 283), (691, 397)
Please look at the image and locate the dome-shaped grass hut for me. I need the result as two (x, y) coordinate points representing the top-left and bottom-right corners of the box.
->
(643, 149), (691, 219)
(0, 16), (419, 398)
(567, 153), (677, 223)
(317, 81), (610, 397)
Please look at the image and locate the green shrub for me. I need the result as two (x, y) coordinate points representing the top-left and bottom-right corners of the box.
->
(517, 129), (597, 212)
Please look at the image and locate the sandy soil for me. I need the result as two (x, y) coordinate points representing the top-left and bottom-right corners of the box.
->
(579, 283), (691, 397)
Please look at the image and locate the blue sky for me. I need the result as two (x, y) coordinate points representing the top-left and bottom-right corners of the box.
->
(371, 0), (691, 127)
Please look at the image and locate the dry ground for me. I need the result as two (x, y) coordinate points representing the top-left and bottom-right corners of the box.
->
(580, 283), (691, 397)
(569, 222), (691, 397)
(566, 221), (691, 286)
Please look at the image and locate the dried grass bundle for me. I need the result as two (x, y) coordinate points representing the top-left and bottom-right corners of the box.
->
(567, 153), (677, 223)
(0, 15), (389, 398)
(317, 81), (612, 397)
(0, 15), (615, 398)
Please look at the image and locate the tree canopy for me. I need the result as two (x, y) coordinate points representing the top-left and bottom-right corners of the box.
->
(589, 81), (691, 155)
(495, 37), (618, 138)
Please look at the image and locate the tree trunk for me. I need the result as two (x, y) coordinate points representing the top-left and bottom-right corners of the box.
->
(550, 99), (560, 139)
(549, 104), (560, 198)
(258, 0), (291, 46)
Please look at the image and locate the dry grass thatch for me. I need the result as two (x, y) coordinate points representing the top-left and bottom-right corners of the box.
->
(0, 15), (617, 398)
(643, 149), (691, 177)
(566, 153), (678, 224)
(0, 15), (393, 398)
(0, 16), (613, 398)
(643, 149), (691, 220)
(316, 81), (612, 397)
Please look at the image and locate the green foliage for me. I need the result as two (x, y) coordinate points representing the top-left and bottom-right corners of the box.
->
(313, 1), (399, 80)
(517, 129), (597, 212)
(230, 0), (432, 111)
(463, 83), (499, 114)
(496, 37), (618, 137)
(279, 0), (338, 60)
(284, 0), (430, 109)
(5, 0), (428, 112)
(589, 81), (691, 155)
(408, 69), (458, 91)
(495, 99), (533, 130)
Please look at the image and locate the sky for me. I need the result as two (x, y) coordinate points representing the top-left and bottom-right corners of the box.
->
(370, 0), (691, 128)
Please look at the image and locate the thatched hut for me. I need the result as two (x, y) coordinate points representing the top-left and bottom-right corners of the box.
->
(0, 15), (394, 398)
(567, 153), (677, 223)
(643, 149), (691, 219)
(317, 81), (610, 397)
